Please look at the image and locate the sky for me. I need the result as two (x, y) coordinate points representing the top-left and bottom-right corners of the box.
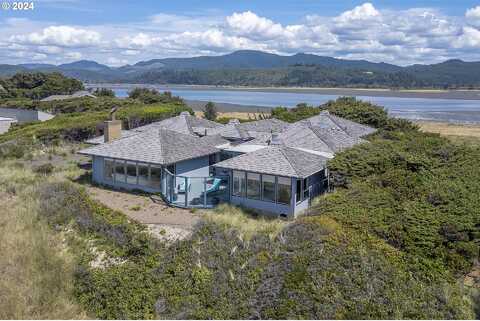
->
(1, 0), (480, 66)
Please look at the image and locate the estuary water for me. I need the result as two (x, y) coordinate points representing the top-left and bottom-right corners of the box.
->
(107, 85), (480, 123)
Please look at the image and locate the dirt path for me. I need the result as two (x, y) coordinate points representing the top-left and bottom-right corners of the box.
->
(86, 186), (204, 242)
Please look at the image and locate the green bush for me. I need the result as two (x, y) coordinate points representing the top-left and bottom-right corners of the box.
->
(33, 163), (55, 175)
(318, 129), (480, 276)
(0, 103), (192, 144)
(0, 72), (83, 100)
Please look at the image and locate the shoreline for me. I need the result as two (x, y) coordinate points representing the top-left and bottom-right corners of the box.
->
(86, 83), (480, 101)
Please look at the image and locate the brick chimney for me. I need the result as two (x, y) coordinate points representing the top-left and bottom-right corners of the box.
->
(104, 107), (122, 143)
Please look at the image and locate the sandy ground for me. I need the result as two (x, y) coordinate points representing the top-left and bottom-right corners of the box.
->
(86, 186), (203, 242)
(87, 83), (480, 100)
(417, 121), (480, 138)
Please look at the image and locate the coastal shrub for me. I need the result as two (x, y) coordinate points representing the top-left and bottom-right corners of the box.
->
(92, 88), (115, 97)
(33, 163), (55, 175)
(318, 129), (480, 277)
(128, 88), (184, 105)
(0, 72), (83, 100)
(35, 181), (158, 258)
(0, 103), (192, 144)
(270, 97), (418, 132)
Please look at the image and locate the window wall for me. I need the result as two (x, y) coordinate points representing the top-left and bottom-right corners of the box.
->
(296, 177), (310, 204)
(246, 173), (261, 199)
(277, 176), (291, 204)
(262, 174), (276, 202)
(104, 158), (163, 190)
(233, 170), (246, 197)
(231, 170), (292, 205)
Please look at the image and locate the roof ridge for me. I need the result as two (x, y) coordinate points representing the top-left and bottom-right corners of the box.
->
(306, 123), (335, 153)
(277, 146), (301, 177)
(325, 113), (351, 135)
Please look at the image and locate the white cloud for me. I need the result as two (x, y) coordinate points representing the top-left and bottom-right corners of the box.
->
(336, 2), (380, 22)
(2, 3), (480, 65)
(466, 6), (480, 27)
(107, 57), (128, 66)
(11, 25), (101, 47)
(226, 11), (286, 40)
(65, 51), (82, 59)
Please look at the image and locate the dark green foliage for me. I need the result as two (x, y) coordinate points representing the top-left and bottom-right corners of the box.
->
(0, 141), (27, 159)
(202, 101), (217, 121)
(0, 72), (83, 99)
(271, 97), (419, 132)
(128, 87), (184, 105)
(36, 181), (158, 259)
(0, 103), (192, 144)
(33, 163), (54, 175)
(92, 87), (115, 97)
(319, 129), (480, 276)
(271, 103), (321, 123)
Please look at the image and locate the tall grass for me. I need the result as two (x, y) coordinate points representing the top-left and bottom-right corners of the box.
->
(204, 204), (287, 240)
(0, 163), (87, 319)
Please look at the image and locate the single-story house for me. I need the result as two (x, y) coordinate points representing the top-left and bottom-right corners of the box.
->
(79, 110), (375, 218)
(40, 90), (96, 102)
(0, 117), (17, 134)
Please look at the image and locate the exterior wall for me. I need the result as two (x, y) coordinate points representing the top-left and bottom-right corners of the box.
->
(175, 156), (210, 177)
(216, 166), (296, 218)
(91, 156), (161, 193)
(230, 195), (293, 217)
(0, 120), (15, 134)
(0, 108), (54, 123)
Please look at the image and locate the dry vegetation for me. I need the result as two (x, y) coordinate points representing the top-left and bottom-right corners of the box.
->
(0, 161), (87, 319)
(418, 120), (480, 146)
(204, 204), (287, 240)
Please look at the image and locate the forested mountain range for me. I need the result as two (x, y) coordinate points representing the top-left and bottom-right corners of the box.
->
(2, 50), (480, 89)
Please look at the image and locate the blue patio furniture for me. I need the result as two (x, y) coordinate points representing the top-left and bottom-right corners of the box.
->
(177, 180), (190, 193)
(204, 178), (222, 194)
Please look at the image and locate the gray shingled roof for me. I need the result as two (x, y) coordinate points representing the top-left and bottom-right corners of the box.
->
(86, 112), (224, 144)
(236, 118), (290, 133)
(214, 145), (328, 178)
(79, 128), (220, 165)
(305, 111), (376, 138)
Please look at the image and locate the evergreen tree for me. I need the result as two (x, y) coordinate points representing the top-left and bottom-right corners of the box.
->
(203, 101), (217, 120)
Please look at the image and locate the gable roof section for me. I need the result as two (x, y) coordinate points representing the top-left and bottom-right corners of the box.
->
(236, 118), (290, 133)
(305, 111), (376, 138)
(79, 128), (220, 165)
(86, 112), (224, 144)
(214, 146), (328, 178)
(277, 122), (334, 154)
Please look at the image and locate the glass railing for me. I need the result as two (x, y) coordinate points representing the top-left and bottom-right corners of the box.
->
(160, 168), (229, 208)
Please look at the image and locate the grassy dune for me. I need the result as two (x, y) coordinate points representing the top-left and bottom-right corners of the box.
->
(0, 163), (87, 319)
(418, 121), (480, 146)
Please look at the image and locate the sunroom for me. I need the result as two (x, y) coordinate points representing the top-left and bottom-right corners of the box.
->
(213, 145), (329, 218)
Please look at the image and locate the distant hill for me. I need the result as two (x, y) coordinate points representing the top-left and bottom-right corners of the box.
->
(135, 50), (402, 72)
(2, 50), (480, 89)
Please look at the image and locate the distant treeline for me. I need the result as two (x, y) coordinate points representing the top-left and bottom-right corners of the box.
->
(124, 63), (480, 89)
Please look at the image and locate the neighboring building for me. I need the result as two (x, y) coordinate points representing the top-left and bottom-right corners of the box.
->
(0, 107), (54, 124)
(79, 111), (376, 218)
(0, 117), (17, 134)
(40, 90), (96, 102)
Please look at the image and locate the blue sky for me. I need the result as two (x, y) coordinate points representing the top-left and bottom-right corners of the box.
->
(1, 0), (480, 65)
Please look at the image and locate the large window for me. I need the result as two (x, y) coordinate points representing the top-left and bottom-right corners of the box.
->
(104, 158), (114, 182)
(149, 166), (162, 188)
(138, 163), (149, 186)
(277, 176), (291, 204)
(114, 160), (126, 183)
(126, 162), (137, 185)
(232, 170), (246, 197)
(247, 172), (261, 200)
(262, 174), (275, 202)
(296, 179), (302, 203)
(303, 178), (310, 200)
